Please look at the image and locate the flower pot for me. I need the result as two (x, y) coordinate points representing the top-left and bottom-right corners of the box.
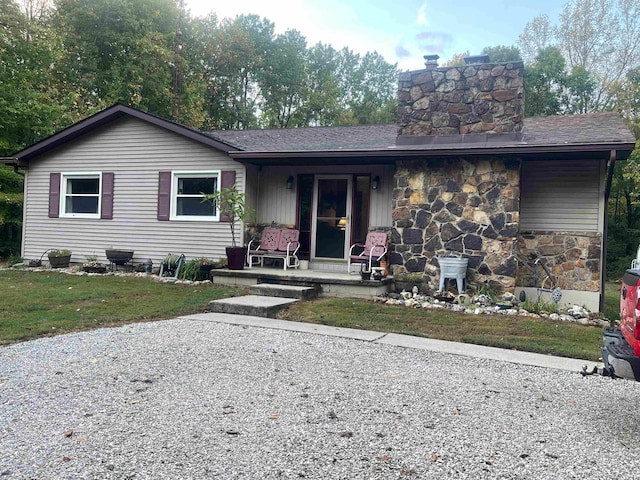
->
(83, 264), (107, 274)
(198, 264), (214, 280)
(371, 268), (384, 281)
(105, 249), (134, 265)
(49, 255), (71, 268)
(226, 247), (246, 270)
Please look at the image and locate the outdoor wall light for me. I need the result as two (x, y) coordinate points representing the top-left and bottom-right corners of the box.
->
(286, 176), (294, 189)
(371, 176), (380, 190)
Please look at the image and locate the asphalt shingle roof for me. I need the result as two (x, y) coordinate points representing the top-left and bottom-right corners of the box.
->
(209, 112), (635, 153)
(523, 112), (636, 145)
(209, 124), (398, 152)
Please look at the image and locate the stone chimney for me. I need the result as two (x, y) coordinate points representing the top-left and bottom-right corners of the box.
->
(397, 55), (524, 136)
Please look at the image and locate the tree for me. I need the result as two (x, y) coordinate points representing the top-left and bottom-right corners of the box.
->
(0, 166), (23, 257)
(524, 46), (567, 117)
(0, 0), (75, 155)
(339, 51), (397, 125)
(556, 0), (640, 110)
(481, 45), (522, 63)
(260, 29), (309, 128)
(562, 66), (597, 113)
(518, 14), (553, 64)
(300, 43), (343, 126)
(192, 14), (274, 129)
(54, 0), (179, 116)
(443, 50), (469, 67)
(613, 66), (640, 136)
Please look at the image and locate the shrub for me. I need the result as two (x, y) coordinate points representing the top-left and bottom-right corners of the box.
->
(48, 249), (71, 257)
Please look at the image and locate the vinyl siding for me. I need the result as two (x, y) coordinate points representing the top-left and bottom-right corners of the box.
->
(519, 159), (603, 232)
(22, 117), (244, 265)
(252, 164), (394, 227)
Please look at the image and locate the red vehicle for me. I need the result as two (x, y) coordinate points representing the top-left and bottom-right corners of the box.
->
(602, 268), (640, 380)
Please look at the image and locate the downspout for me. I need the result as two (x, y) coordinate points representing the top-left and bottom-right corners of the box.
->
(13, 165), (25, 177)
(600, 150), (617, 313)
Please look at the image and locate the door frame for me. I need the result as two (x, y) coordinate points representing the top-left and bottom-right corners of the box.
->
(311, 175), (353, 261)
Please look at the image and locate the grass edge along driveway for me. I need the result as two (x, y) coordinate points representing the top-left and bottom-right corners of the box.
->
(1, 269), (608, 361)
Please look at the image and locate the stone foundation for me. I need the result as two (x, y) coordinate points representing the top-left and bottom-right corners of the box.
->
(389, 157), (520, 293)
(516, 232), (602, 292)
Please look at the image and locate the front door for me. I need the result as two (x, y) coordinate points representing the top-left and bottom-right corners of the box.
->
(312, 176), (352, 260)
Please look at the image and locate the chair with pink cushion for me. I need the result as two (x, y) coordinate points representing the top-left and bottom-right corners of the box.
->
(348, 231), (388, 274)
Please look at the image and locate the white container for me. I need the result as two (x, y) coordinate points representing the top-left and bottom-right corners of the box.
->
(438, 256), (468, 292)
(299, 260), (309, 270)
(438, 256), (468, 276)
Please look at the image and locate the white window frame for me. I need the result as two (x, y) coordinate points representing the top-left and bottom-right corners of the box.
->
(170, 170), (221, 221)
(60, 172), (102, 219)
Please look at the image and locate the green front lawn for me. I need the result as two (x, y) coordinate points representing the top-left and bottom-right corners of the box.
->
(0, 270), (242, 344)
(1, 269), (615, 362)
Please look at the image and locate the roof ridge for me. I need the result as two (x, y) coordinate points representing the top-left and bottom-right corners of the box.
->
(210, 123), (396, 135)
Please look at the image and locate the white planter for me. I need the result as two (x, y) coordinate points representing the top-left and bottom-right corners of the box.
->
(438, 256), (468, 277)
(438, 256), (468, 293)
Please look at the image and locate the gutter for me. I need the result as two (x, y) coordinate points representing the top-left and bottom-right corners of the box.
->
(600, 150), (617, 313)
(1, 157), (26, 175)
(604, 149), (617, 201)
(1, 156), (18, 165)
(229, 142), (636, 160)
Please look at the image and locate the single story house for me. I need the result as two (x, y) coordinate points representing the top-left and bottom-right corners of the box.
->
(4, 56), (636, 310)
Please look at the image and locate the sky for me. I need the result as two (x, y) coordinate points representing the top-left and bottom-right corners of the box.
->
(184, 0), (565, 71)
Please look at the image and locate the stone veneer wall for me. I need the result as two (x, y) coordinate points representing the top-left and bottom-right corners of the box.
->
(397, 62), (525, 135)
(516, 232), (602, 292)
(389, 157), (520, 292)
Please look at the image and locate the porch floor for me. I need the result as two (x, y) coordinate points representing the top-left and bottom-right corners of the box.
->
(211, 266), (394, 298)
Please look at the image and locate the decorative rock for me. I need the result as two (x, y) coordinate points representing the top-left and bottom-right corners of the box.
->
(567, 305), (589, 319)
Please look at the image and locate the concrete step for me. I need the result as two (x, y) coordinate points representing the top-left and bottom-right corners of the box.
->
(209, 295), (298, 318)
(249, 283), (319, 300)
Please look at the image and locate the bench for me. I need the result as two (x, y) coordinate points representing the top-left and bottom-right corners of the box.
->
(247, 227), (301, 270)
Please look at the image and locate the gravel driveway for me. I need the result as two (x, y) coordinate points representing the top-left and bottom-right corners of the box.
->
(1, 314), (639, 479)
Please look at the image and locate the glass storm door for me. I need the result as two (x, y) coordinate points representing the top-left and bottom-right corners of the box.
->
(312, 176), (352, 260)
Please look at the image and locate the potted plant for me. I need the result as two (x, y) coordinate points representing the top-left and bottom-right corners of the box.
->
(203, 185), (254, 270)
(48, 249), (72, 268)
(82, 255), (107, 274)
(196, 258), (217, 279)
(180, 258), (216, 281)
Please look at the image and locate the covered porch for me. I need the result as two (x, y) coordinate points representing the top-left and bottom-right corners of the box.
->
(242, 159), (396, 274)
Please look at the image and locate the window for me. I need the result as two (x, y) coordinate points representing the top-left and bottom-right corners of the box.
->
(60, 173), (102, 218)
(171, 171), (220, 221)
